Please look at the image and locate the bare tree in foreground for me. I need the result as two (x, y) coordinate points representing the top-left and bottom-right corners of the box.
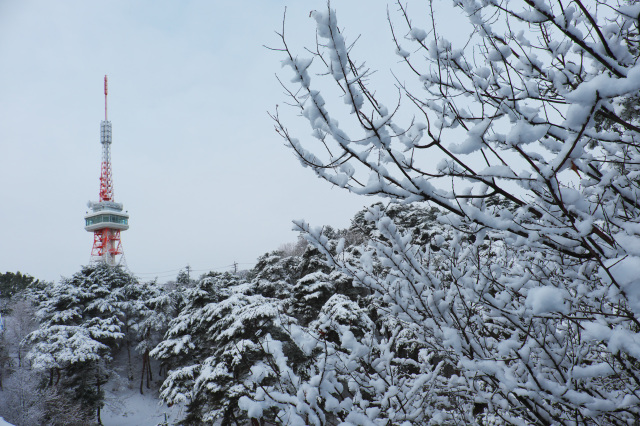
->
(238, 1), (640, 424)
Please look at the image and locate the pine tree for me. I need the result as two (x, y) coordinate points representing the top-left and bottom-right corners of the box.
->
(153, 260), (307, 424)
(151, 272), (238, 423)
(119, 278), (175, 392)
(27, 264), (135, 423)
(0, 271), (39, 314)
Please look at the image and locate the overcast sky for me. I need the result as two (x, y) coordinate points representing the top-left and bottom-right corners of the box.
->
(1, 0), (420, 282)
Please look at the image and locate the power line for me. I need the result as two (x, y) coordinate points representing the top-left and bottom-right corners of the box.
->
(130, 262), (255, 278)
(134, 268), (183, 275)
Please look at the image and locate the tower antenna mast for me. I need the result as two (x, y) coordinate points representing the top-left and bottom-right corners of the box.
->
(104, 75), (108, 121)
(84, 75), (129, 266)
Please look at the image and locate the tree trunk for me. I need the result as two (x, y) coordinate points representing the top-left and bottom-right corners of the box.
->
(126, 337), (133, 381)
(145, 350), (152, 389)
(97, 368), (103, 425)
(140, 353), (147, 395)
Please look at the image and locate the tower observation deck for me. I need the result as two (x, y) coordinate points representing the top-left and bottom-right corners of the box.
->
(85, 76), (128, 266)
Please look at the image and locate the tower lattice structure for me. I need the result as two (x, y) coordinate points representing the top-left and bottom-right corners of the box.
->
(85, 76), (129, 266)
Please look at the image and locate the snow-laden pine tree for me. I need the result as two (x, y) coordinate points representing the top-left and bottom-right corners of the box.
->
(151, 268), (294, 424)
(152, 246), (369, 425)
(240, 0), (640, 424)
(26, 264), (136, 424)
(119, 278), (175, 393)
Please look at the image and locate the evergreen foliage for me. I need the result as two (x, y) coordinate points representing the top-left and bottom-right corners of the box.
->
(26, 264), (137, 423)
(0, 271), (39, 313)
(151, 245), (367, 424)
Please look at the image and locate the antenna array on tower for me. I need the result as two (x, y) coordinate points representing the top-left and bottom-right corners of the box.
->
(84, 75), (129, 266)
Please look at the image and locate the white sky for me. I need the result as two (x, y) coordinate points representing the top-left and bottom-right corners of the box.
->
(0, 0), (411, 282)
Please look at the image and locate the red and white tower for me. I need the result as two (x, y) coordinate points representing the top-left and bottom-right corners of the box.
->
(84, 76), (129, 266)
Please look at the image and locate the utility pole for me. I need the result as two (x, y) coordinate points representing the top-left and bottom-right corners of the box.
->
(186, 264), (191, 282)
(233, 262), (238, 274)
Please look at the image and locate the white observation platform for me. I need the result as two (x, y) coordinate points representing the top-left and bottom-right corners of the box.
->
(84, 201), (129, 232)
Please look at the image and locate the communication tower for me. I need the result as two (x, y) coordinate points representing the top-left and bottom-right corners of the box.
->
(85, 76), (129, 266)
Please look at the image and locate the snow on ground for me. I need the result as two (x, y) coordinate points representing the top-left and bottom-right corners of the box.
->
(101, 372), (183, 426)
(0, 417), (15, 426)
(101, 350), (183, 426)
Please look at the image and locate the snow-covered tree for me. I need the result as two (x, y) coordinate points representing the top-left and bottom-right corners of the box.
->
(151, 272), (243, 423)
(152, 246), (368, 425)
(242, 1), (640, 423)
(119, 278), (175, 393)
(153, 260), (306, 424)
(26, 264), (136, 423)
(0, 295), (38, 399)
(0, 367), (94, 426)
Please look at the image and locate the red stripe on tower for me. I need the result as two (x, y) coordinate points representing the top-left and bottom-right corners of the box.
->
(84, 76), (129, 266)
